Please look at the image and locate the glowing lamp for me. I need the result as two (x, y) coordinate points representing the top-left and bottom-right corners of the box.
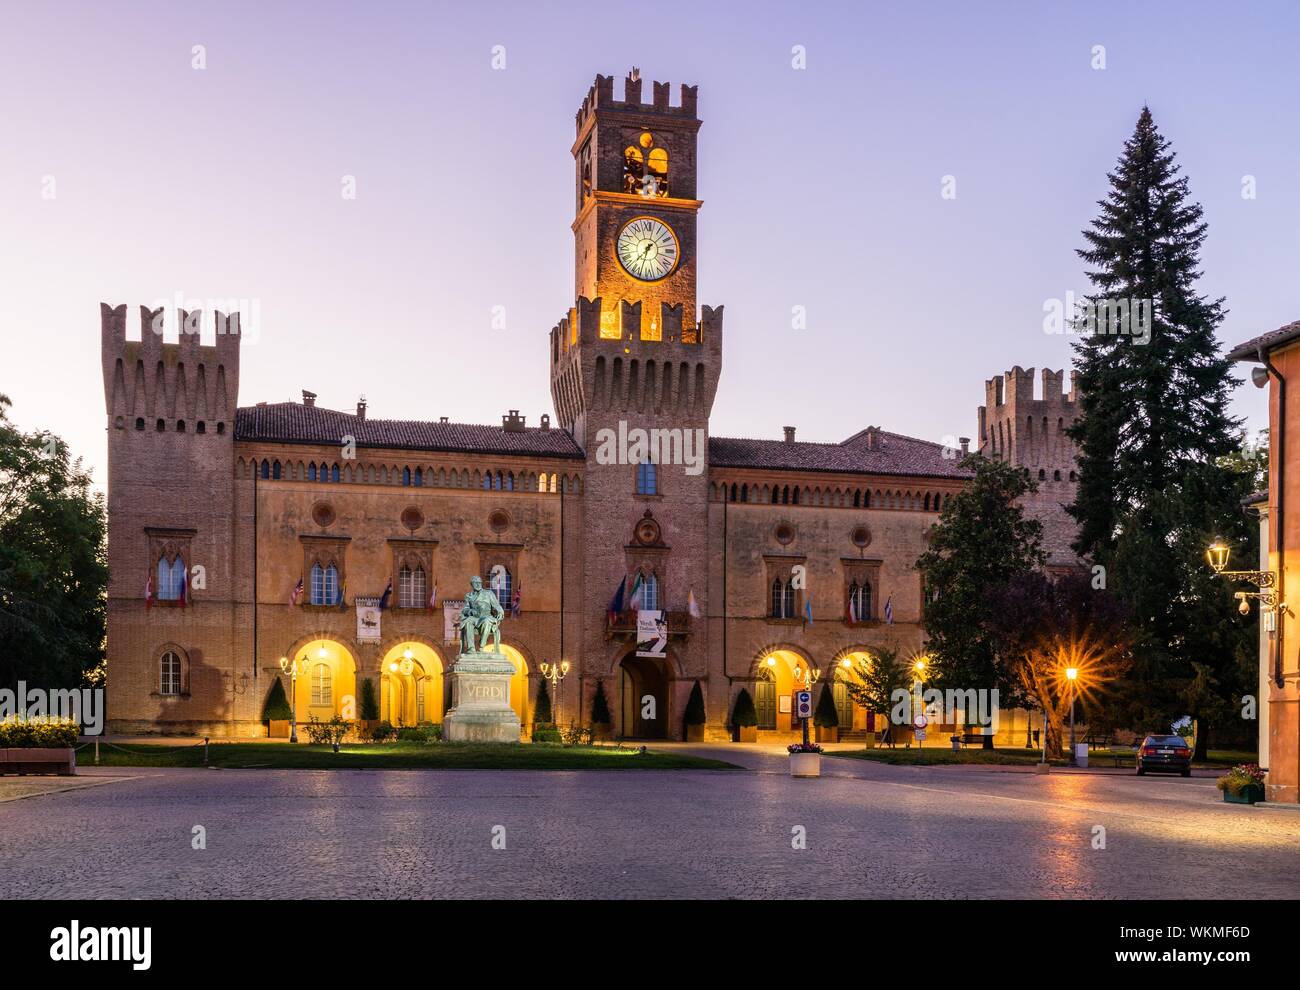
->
(1066, 667), (1079, 681)
(1206, 541), (1230, 574)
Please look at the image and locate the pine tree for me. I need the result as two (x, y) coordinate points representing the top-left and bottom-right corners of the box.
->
(731, 688), (757, 728)
(590, 679), (611, 725)
(1067, 107), (1255, 743)
(533, 678), (553, 725)
(359, 677), (380, 721)
(683, 680), (706, 726)
(261, 677), (292, 722)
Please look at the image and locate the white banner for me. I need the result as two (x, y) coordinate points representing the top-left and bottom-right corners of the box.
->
(355, 597), (382, 642)
(443, 599), (465, 645)
(636, 609), (668, 658)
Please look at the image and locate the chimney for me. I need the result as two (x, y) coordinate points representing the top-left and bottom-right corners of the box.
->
(502, 410), (526, 433)
(439, 416), (449, 424)
(864, 426), (879, 450)
(959, 437), (970, 455)
(540, 413), (551, 431)
(302, 390), (317, 407)
(356, 396), (367, 420)
(783, 426), (796, 443)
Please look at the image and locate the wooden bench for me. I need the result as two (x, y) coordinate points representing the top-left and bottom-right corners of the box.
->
(1102, 746), (1136, 767)
(958, 732), (989, 747)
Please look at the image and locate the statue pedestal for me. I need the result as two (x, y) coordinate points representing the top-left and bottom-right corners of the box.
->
(443, 652), (521, 744)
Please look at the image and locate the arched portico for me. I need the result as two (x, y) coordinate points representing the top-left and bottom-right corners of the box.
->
(750, 645), (816, 733)
(281, 637), (358, 724)
(379, 641), (446, 726)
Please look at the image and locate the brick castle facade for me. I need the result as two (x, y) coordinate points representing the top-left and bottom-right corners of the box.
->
(100, 72), (1081, 740)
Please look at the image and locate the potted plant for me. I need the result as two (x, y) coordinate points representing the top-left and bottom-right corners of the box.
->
(813, 683), (839, 743)
(732, 689), (758, 742)
(1217, 763), (1266, 804)
(683, 680), (706, 742)
(788, 741), (823, 777)
(357, 678), (380, 737)
(261, 678), (292, 738)
(0, 716), (79, 775)
(590, 680), (612, 741)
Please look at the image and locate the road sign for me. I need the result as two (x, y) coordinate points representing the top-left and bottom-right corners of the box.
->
(916, 729), (927, 741)
(913, 713), (928, 729)
(795, 691), (812, 719)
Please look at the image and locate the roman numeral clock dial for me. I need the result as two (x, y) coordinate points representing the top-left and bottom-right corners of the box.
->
(616, 216), (679, 281)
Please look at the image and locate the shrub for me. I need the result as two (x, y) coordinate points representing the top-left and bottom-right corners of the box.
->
(732, 689), (758, 728)
(303, 715), (352, 749)
(0, 716), (80, 748)
(590, 680), (611, 725)
(533, 679), (553, 725)
(261, 678), (291, 722)
(813, 683), (839, 728)
(367, 720), (396, 742)
(561, 723), (593, 747)
(359, 678), (380, 721)
(396, 722), (443, 743)
(1216, 764), (1265, 796)
(531, 724), (562, 744)
(683, 680), (706, 727)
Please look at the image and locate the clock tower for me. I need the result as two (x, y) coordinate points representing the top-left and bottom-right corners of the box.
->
(549, 71), (723, 737)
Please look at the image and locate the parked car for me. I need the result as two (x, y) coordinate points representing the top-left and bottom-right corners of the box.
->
(1136, 734), (1192, 777)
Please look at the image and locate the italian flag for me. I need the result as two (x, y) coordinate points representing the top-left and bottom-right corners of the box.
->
(628, 572), (646, 611)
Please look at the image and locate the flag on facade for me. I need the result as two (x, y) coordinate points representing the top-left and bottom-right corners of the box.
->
(846, 592), (857, 624)
(336, 579), (346, 609)
(290, 577), (303, 606)
(428, 582), (437, 614)
(804, 592), (814, 624)
(628, 571), (646, 611)
(687, 588), (701, 619)
(607, 575), (627, 622)
(884, 594), (894, 625)
(510, 582), (521, 619)
(145, 575), (153, 609)
(378, 579), (392, 610)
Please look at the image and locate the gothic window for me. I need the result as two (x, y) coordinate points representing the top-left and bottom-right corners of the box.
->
(398, 565), (426, 609)
(640, 571), (659, 611)
(310, 563), (339, 606)
(637, 461), (657, 495)
(741, 484), (748, 502)
(414, 467), (423, 487)
(403, 467), (411, 486)
(848, 581), (872, 622)
(261, 460), (270, 479)
(273, 461), (282, 480)
(156, 555), (186, 601)
(309, 463), (318, 481)
(310, 663), (332, 706)
(159, 650), (183, 696)
(770, 577), (796, 619)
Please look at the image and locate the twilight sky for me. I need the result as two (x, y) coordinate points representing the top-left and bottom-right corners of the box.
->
(2, 0), (1296, 492)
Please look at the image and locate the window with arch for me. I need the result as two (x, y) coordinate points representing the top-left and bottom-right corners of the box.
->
(310, 563), (340, 606)
(156, 555), (186, 601)
(848, 581), (872, 622)
(310, 663), (332, 706)
(637, 461), (657, 495)
(622, 145), (644, 193)
(260, 460), (270, 479)
(273, 461), (282, 480)
(487, 564), (512, 610)
(159, 650), (183, 696)
(770, 577), (796, 619)
(331, 464), (339, 483)
(398, 564), (427, 609)
(309, 463), (318, 482)
(638, 571), (659, 611)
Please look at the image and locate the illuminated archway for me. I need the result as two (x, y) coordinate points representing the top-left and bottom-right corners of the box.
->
(285, 638), (357, 723)
(379, 642), (446, 726)
(752, 647), (814, 733)
(497, 644), (530, 725)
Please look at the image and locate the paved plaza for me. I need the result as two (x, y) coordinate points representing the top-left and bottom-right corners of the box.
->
(2, 745), (1297, 899)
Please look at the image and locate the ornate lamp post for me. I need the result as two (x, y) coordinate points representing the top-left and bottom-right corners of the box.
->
(793, 663), (820, 748)
(1065, 666), (1079, 766)
(1206, 540), (1283, 617)
(279, 652), (313, 743)
(540, 660), (570, 724)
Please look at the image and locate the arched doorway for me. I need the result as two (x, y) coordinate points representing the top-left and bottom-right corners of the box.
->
(379, 642), (445, 727)
(754, 648), (813, 733)
(497, 645), (530, 726)
(619, 654), (670, 739)
(288, 639), (358, 724)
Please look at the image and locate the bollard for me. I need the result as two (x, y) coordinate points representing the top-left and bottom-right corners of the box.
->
(94, 738), (100, 765)
(204, 736), (209, 766)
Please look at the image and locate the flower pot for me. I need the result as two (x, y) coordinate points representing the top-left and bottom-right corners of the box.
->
(863, 732), (878, 749)
(736, 725), (758, 743)
(267, 720), (291, 739)
(1223, 785), (1265, 805)
(685, 723), (705, 742)
(0, 747), (76, 776)
(790, 752), (821, 778)
(592, 723), (612, 742)
(815, 726), (838, 744)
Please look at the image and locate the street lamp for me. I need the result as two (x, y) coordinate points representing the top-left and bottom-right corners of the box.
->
(1205, 539), (1282, 616)
(279, 652), (311, 743)
(1065, 666), (1079, 766)
(539, 660), (570, 724)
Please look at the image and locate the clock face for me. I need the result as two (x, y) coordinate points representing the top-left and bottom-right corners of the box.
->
(616, 216), (679, 281)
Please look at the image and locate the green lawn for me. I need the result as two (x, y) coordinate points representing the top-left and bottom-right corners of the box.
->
(82, 741), (739, 771)
(830, 746), (1257, 769)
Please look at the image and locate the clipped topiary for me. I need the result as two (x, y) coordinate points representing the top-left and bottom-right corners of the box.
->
(684, 680), (706, 726)
(590, 679), (611, 725)
(359, 677), (380, 721)
(261, 677), (292, 722)
(732, 688), (758, 728)
(814, 683), (839, 728)
(533, 678), (553, 724)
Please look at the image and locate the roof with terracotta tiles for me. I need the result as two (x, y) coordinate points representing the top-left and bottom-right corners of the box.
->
(235, 403), (584, 459)
(708, 428), (974, 479)
(1226, 320), (1300, 362)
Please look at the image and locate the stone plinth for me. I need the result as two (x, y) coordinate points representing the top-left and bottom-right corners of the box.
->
(443, 652), (521, 743)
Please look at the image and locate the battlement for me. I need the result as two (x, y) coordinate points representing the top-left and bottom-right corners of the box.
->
(977, 365), (1082, 475)
(982, 366), (1079, 413)
(101, 302), (242, 428)
(548, 296), (722, 367)
(575, 71), (699, 135)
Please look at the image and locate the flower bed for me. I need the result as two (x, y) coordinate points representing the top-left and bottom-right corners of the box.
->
(1216, 763), (1265, 804)
(0, 717), (79, 775)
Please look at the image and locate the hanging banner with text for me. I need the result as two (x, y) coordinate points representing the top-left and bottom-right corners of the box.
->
(356, 597), (382, 642)
(636, 609), (668, 658)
